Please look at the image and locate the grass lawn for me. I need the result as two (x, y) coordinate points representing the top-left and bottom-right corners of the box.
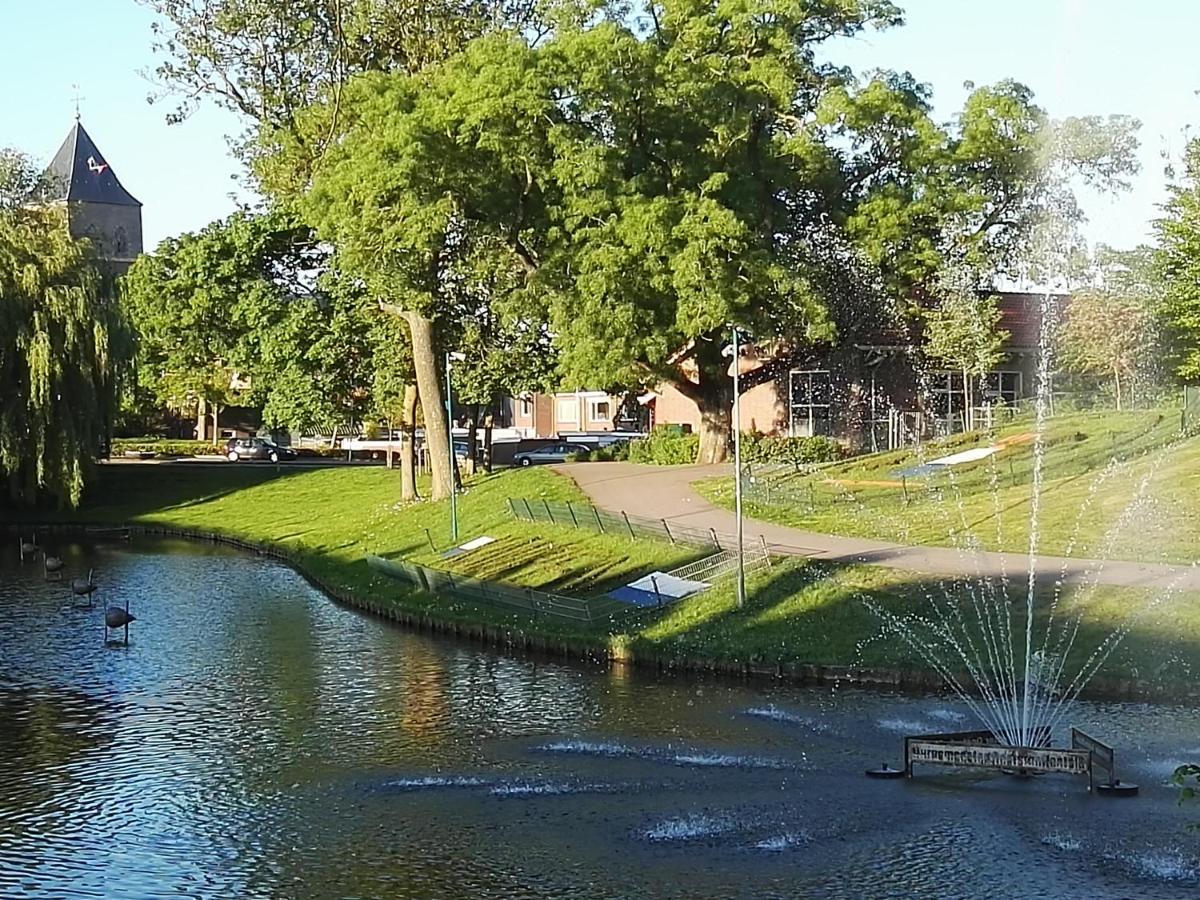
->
(11, 460), (1198, 691)
(698, 409), (1200, 564)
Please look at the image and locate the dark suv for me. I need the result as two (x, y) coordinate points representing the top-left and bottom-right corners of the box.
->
(225, 437), (297, 463)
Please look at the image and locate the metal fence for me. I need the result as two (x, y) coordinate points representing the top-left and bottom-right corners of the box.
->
(669, 544), (771, 583)
(507, 496), (747, 551)
(367, 555), (630, 624)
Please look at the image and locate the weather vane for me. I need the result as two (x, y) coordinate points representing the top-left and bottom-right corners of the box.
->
(71, 83), (85, 121)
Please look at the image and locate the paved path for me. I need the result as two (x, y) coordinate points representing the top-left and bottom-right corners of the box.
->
(557, 462), (1200, 592)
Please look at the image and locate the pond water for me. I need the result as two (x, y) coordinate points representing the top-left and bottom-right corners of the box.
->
(1, 539), (1198, 899)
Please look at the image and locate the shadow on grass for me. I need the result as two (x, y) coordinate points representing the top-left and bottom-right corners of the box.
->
(632, 557), (1200, 693)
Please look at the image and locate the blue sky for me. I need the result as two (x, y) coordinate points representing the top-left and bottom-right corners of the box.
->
(2, 1), (1197, 252)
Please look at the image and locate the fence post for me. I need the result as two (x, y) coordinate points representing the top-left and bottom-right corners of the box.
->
(543, 498), (554, 523)
(527, 587), (538, 619)
(424, 527), (437, 553)
(901, 476), (910, 506)
(593, 504), (605, 534)
(523, 497), (534, 520)
(567, 501), (580, 528)
(651, 575), (663, 609)
(759, 534), (771, 567)
(709, 527), (720, 550)
(808, 482), (815, 513)
(507, 497), (517, 518)
(662, 518), (675, 544)
(622, 510), (636, 540)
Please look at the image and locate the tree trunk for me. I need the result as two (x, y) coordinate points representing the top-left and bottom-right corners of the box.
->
(693, 336), (732, 465)
(196, 397), (207, 442)
(482, 409), (495, 474)
(403, 311), (453, 501)
(1114, 367), (1123, 411)
(211, 403), (220, 447)
(400, 383), (419, 501)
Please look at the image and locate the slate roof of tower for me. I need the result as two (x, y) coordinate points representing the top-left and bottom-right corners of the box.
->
(44, 120), (141, 207)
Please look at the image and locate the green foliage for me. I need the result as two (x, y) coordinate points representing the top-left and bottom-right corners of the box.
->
(111, 438), (212, 457)
(741, 434), (846, 467)
(627, 428), (700, 466)
(1059, 290), (1156, 409)
(924, 291), (1009, 376)
(1155, 139), (1200, 383)
(922, 289), (1009, 428)
(567, 442), (630, 463)
(0, 203), (131, 507)
(122, 211), (390, 435)
(1174, 763), (1200, 829)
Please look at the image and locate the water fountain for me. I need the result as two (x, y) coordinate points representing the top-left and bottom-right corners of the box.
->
(845, 264), (1184, 794)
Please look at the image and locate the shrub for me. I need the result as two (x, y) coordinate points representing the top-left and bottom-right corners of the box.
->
(110, 438), (213, 458)
(740, 434), (846, 467)
(627, 427), (700, 465)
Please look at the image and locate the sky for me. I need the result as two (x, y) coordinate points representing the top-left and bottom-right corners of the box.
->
(2, 0), (1198, 253)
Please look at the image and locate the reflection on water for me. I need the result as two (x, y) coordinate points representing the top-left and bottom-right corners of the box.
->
(0, 539), (1197, 898)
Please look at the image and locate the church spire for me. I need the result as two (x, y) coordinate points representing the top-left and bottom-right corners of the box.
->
(45, 120), (142, 208)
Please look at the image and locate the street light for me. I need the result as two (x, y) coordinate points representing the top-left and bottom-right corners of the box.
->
(725, 327), (747, 609)
(445, 350), (466, 544)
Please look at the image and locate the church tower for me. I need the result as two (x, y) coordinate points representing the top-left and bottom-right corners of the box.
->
(44, 118), (143, 274)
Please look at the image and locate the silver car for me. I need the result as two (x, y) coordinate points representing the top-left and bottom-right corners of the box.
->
(513, 442), (581, 466)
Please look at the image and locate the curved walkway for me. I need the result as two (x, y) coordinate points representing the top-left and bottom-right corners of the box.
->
(557, 462), (1200, 592)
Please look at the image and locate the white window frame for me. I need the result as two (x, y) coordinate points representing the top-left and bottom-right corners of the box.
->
(556, 396), (579, 424)
(789, 369), (832, 437)
(587, 397), (611, 423)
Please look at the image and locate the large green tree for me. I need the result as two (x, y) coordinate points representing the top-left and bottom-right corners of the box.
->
(0, 166), (131, 507)
(1155, 139), (1200, 383)
(144, 0), (541, 499)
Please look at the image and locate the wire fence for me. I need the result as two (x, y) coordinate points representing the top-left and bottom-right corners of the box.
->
(507, 496), (754, 551)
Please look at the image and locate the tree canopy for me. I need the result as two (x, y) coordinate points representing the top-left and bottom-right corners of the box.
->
(147, 0), (1143, 468)
(1155, 139), (1200, 384)
(0, 199), (130, 507)
(122, 211), (385, 439)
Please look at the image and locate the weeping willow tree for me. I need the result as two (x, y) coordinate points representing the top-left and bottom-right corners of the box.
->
(0, 180), (131, 507)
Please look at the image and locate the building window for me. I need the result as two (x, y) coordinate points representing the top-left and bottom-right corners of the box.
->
(588, 398), (611, 423)
(789, 370), (831, 437)
(556, 397), (578, 424)
(518, 396), (533, 417)
(929, 371), (1021, 425)
(982, 371), (1022, 406)
(928, 371), (966, 424)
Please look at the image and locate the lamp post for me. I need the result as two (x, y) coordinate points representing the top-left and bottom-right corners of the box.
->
(445, 351), (466, 544)
(730, 326), (746, 610)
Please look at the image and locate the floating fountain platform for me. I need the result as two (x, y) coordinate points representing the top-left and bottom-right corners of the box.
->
(872, 727), (1136, 796)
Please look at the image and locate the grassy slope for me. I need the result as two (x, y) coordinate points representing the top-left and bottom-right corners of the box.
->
(699, 410), (1200, 564)
(14, 461), (1199, 686)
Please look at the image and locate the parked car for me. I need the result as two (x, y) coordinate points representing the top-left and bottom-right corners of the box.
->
(513, 442), (581, 466)
(225, 437), (297, 463)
